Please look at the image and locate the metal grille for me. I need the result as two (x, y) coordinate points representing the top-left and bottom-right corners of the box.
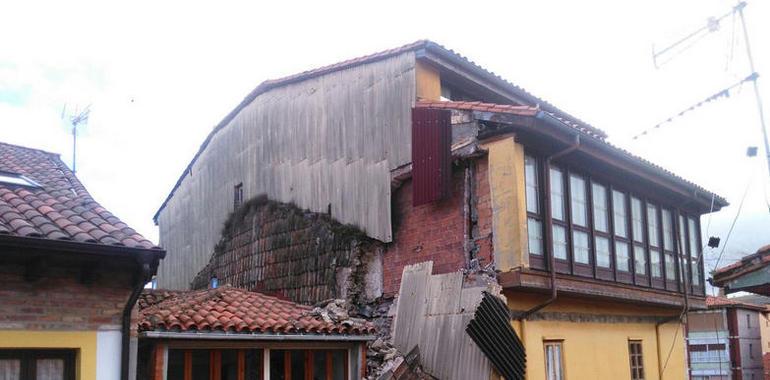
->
(466, 292), (526, 379)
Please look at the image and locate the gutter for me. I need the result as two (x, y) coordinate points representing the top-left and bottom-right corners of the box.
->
(140, 331), (377, 342)
(517, 133), (581, 320)
(121, 252), (162, 380)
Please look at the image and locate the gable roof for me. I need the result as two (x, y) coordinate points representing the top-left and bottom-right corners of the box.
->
(710, 244), (770, 295)
(138, 286), (375, 337)
(153, 40), (609, 222)
(0, 141), (160, 251)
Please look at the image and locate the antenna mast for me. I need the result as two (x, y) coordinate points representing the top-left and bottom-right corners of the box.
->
(67, 105), (90, 173)
(648, 2), (769, 176)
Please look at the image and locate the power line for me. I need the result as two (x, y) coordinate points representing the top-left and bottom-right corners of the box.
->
(711, 163), (756, 272)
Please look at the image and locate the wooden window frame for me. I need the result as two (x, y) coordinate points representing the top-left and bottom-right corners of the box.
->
(0, 349), (76, 380)
(526, 154), (546, 270)
(628, 340), (645, 380)
(521, 152), (704, 296)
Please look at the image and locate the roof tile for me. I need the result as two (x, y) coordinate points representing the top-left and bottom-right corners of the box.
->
(138, 287), (375, 336)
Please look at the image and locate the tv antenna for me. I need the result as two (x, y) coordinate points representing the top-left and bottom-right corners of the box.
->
(645, 2), (770, 176)
(61, 104), (91, 173)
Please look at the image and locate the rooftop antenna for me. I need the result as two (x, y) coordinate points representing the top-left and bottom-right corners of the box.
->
(62, 104), (91, 173)
(646, 2), (769, 177)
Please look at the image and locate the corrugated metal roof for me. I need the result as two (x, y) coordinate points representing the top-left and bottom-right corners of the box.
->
(466, 292), (526, 379)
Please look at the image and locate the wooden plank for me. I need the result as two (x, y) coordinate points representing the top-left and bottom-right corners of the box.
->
(326, 351), (333, 380)
(183, 350), (192, 380)
(237, 350), (245, 380)
(284, 351), (291, 380)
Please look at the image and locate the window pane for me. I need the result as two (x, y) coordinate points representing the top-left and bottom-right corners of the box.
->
(35, 359), (64, 380)
(689, 217), (699, 258)
(647, 204), (659, 247)
(631, 197), (644, 242)
(692, 265), (701, 286)
(596, 236), (611, 268)
(651, 248), (662, 278)
(550, 167), (565, 221)
(270, 350), (286, 380)
(331, 350), (346, 380)
(191, 350), (210, 380)
(528, 218), (543, 255)
(544, 342), (563, 380)
(525, 155), (539, 214)
(0, 360), (20, 380)
(167, 350), (184, 380)
(592, 183), (608, 232)
(616, 241), (630, 272)
(290, 351), (305, 380)
(679, 215), (688, 255)
(221, 350), (238, 380)
(570, 175), (587, 226)
(245, 350), (263, 380)
(665, 253), (676, 280)
(572, 230), (590, 264)
(634, 245), (647, 275)
(552, 225), (568, 260)
(662, 209), (674, 251)
(313, 351), (326, 380)
(613, 190), (627, 238)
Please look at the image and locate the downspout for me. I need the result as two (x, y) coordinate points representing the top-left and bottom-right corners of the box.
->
(656, 210), (691, 378)
(121, 252), (157, 380)
(517, 133), (581, 320)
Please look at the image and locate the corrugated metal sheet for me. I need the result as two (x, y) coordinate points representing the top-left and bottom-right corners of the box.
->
(411, 108), (451, 206)
(466, 291), (526, 380)
(393, 262), (493, 380)
(156, 52), (417, 289)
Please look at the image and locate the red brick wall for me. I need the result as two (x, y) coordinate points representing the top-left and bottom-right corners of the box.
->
(384, 157), (493, 295)
(0, 263), (133, 331)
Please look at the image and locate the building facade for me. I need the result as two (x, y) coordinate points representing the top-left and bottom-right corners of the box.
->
(0, 142), (165, 380)
(154, 41), (727, 379)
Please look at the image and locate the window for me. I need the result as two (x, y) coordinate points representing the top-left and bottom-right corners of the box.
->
(592, 183), (608, 232)
(647, 204), (663, 281)
(628, 341), (644, 380)
(544, 341), (564, 380)
(573, 230), (590, 264)
(552, 225), (568, 260)
(690, 343), (728, 363)
(525, 156), (543, 257)
(570, 175), (587, 227)
(550, 167), (565, 221)
(689, 217), (701, 287)
(596, 236), (611, 268)
(0, 350), (75, 380)
(270, 349), (347, 380)
(234, 183), (244, 210)
(616, 241), (630, 272)
(613, 190), (628, 238)
(631, 198), (644, 243)
(634, 246), (647, 275)
(747, 314), (752, 328)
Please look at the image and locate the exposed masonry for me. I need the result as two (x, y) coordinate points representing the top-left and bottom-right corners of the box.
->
(192, 195), (384, 307)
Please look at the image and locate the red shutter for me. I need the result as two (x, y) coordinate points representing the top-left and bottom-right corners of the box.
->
(412, 107), (451, 206)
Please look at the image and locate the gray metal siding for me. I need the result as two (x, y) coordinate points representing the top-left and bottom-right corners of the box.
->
(156, 52), (417, 289)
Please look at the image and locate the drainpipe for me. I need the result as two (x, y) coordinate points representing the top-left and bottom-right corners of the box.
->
(518, 134), (581, 320)
(121, 252), (156, 380)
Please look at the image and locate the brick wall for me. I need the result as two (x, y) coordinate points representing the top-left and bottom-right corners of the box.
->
(384, 157), (493, 295)
(0, 263), (133, 331)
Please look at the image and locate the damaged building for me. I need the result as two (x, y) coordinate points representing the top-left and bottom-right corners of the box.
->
(153, 40), (727, 379)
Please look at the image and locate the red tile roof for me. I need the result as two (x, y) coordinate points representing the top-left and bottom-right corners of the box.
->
(706, 295), (768, 311)
(0, 141), (158, 250)
(138, 287), (376, 336)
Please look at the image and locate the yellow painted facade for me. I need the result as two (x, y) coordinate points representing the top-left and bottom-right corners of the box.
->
(481, 135), (529, 271)
(0, 330), (97, 380)
(507, 292), (686, 380)
(415, 60), (441, 101)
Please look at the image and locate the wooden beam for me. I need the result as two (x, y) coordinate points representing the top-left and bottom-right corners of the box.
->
(184, 350), (192, 380)
(237, 350), (245, 380)
(326, 351), (333, 380)
(284, 351), (291, 380)
(305, 350), (313, 380)
(151, 343), (166, 380)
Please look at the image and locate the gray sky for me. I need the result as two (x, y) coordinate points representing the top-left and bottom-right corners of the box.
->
(1, 0), (768, 280)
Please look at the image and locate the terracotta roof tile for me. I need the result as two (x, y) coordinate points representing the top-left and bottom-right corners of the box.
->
(138, 287), (375, 336)
(706, 295), (768, 311)
(0, 141), (159, 250)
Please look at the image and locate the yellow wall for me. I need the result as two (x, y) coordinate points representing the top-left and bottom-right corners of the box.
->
(481, 135), (528, 271)
(507, 293), (687, 380)
(415, 60), (441, 101)
(0, 330), (97, 380)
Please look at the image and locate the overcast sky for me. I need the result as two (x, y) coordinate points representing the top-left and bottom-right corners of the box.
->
(2, 0), (768, 283)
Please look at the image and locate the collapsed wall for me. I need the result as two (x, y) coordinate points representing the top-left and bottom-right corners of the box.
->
(191, 195), (384, 306)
